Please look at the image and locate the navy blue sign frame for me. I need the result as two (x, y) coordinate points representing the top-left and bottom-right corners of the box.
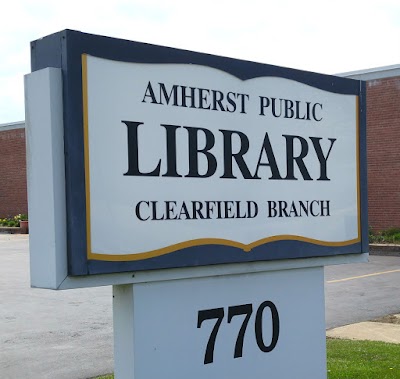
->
(31, 30), (367, 276)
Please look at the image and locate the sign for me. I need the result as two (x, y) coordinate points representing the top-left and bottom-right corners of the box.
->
(26, 29), (368, 379)
(113, 266), (327, 378)
(30, 30), (367, 276)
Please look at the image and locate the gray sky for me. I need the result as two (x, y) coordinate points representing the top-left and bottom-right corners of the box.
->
(1, 0), (399, 123)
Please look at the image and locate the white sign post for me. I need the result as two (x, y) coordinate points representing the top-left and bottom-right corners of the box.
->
(25, 30), (368, 379)
(113, 266), (327, 379)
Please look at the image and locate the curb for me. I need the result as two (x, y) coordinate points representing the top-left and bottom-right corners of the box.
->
(369, 244), (400, 252)
(369, 244), (400, 257)
(0, 226), (28, 234)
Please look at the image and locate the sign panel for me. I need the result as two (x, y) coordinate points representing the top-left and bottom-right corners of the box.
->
(122, 267), (326, 378)
(30, 30), (367, 275)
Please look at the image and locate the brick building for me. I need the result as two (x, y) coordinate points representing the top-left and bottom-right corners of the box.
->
(0, 65), (399, 230)
(0, 121), (28, 218)
(340, 65), (400, 231)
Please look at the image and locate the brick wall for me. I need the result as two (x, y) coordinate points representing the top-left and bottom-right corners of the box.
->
(366, 76), (400, 231)
(0, 127), (28, 218)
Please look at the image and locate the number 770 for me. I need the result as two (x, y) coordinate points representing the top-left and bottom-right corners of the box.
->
(197, 301), (279, 364)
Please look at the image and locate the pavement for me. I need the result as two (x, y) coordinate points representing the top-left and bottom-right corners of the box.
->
(0, 234), (113, 379)
(326, 246), (400, 343)
(1, 233), (399, 379)
(326, 250), (400, 344)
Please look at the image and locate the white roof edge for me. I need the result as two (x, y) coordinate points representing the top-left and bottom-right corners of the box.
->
(336, 64), (400, 80)
(0, 121), (25, 131)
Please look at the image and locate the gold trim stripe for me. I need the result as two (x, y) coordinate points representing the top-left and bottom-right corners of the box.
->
(82, 54), (92, 257)
(87, 235), (361, 262)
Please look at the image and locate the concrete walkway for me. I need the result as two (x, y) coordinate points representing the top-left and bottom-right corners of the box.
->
(327, 314), (400, 344)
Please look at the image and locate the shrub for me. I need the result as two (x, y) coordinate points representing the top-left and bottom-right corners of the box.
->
(369, 227), (400, 244)
(381, 227), (400, 237)
(392, 233), (400, 242)
(0, 214), (28, 228)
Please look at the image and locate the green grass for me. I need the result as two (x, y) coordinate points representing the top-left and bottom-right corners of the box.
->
(94, 339), (400, 379)
(327, 339), (400, 379)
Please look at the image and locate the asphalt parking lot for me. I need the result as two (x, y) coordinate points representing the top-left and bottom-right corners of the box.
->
(1, 234), (399, 379)
(0, 235), (113, 379)
(325, 254), (400, 328)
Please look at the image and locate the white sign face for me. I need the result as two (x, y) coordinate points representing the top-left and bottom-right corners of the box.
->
(83, 55), (360, 261)
(129, 267), (326, 378)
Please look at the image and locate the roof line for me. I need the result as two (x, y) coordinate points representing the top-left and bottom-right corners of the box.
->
(0, 121), (25, 130)
(337, 64), (400, 80)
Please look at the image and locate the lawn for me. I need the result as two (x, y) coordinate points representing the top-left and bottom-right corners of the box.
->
(94, 338), (400, 379)
(327, 339), (400, 379)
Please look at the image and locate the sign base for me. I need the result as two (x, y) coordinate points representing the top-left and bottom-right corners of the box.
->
(113, 265), (327, 379)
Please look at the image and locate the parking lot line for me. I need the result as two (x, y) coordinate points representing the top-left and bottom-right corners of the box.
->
(327, 269), (400, 284)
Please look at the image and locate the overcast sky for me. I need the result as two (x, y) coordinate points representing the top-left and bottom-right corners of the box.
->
(1, 0), (399, 124)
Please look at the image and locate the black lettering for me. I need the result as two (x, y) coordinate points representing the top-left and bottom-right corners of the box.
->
(295, 100), (306, 120)
(198, 88), (211, 110)
(310, 200), (320, 216)
(135, 201), (150, 221)
(184, 127), (217, 178)
(247, 201), (258, 218)
(161, 124), (182, 177)
(205, 201), (216, 219)
(283, 135), (312, 180)
(165, 201), (178, 220)
(123, 121), (161, 177)
(181, 86), (196, 108)
(271, 98), (282, 118)
(299, 201), (309, 216)
(237, 93), (249, 114)
(142, 82), (159, 104)
(219, 130), (254, 179)
(321, 200), (330, 216)
(259, 96), (270, 116)
(151, 201), (165, 220)
(192, 201), (205, 219)
(236, 201), (247, 219)
(284, 99), (294, 119)
(211, 90), (226, 111)
(178, 202), (191, 220)
(253, 132), (283, 180)
(288, 202), (299, 217)
(159, 83), (179, 105)
(309, 137), (336, 181)
(216, 201), (223, 219)
(224, 201), (235, 218)
(267, 201), (277, 217)
(312, 103), (323, 121)
(226, 92), (237, 113)
(306, 102), (312, 120)
(278, 201), (289, 217)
